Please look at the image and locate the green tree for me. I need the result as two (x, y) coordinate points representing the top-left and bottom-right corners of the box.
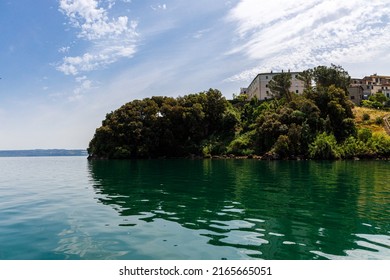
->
(297, 69), (313, 90)
(369, 92), (388, 104)
(88, 89), (238, 159)
(366, 92), (389, 109)
(311, 64), (351, 91)
(268, 72), (293, 101)
(305, 85), (355, 141)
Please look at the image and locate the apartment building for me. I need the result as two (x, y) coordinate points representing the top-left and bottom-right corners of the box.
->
(351, 74), (390, 98)
(244, 71), (305, 100)
(242, 71), (389, 105)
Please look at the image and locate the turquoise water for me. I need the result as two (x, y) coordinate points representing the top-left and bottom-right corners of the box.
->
(0, 157), (389, 259)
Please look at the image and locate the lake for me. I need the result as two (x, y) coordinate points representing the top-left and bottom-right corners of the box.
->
(0, 157), (389, 260)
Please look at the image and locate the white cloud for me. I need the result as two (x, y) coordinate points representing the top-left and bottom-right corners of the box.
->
(151, 4), (167, 11)
(226, 0), (390, 81)
(58, 46), (70, 53)
(59, 0), (133, 40)
(57, 0), (138, 75)
(66, 76), (95, 102)
(57, 43), (136, 75)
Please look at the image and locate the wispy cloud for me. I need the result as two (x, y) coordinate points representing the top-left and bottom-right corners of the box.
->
(226, 0), (390, 82)
(151, 4), (167, 11)
(57, 0), (138, 76)
(57, 44), (136, 75)
(71, 75), (93, 101)
(193, 28), (211, 39)
(58, 46), (70, 53)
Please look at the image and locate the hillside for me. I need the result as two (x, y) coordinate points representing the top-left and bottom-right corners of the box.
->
(353, 107), (390, 136)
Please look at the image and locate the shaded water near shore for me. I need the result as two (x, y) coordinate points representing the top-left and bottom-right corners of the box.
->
(0, 157), (389, 259)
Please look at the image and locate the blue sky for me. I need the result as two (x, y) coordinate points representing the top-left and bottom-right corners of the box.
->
(1, 0), (389, 149)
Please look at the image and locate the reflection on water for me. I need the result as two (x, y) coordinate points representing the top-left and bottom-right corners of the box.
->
(88, 159), (390, 260)
(1, 157), (387, 259)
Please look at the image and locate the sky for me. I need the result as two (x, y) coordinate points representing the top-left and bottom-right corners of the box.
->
(0, 0), (389, 150)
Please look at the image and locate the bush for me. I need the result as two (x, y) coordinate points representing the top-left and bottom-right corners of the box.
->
(309, 133), (341, 159)
(358, 128), (372, 142)
(361, 100), (373, 108)
(367, 133), (390, 156)
(375, 117), (384, 125)
(227, 131), (255, 155)
(372, 101), (384, 109)
(340, 137), (371, 158)
(271, 135), (291, 158)
(362, 113), (370, 121)
(202, 139), (226, 157)
(369, 92), (388, 104)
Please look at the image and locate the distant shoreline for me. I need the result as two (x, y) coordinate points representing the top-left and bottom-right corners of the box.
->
(0, 149), (87, 157)
(87, 153), (390, 161)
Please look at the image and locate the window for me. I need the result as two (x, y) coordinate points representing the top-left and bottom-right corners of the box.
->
(295, 75), (298, 78)
(367, 85), (370, 89)
(266, 84), (268, 88)
(296, 90), (299, 93)
(266, 76), (268, 79)
(266, 91), (269, 94)
(351, 96), (355, 100)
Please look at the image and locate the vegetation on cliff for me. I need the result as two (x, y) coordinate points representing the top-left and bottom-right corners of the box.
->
(88, 65), (390, 159)
(88, 89), (238, 159)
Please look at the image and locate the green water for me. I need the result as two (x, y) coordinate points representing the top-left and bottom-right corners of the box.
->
(0, 157), (389, 259)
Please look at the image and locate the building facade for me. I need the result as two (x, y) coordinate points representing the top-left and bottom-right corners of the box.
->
(351, 74), (390, 98)
(347, 86), (364, 105)
(243, 72), (389, 104)
(245, 71), (305, 100)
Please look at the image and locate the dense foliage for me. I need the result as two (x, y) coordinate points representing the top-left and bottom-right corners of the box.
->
(88, 89), (238, 158)
(361, 92), (390, 109)
(88, 65), (390, 159)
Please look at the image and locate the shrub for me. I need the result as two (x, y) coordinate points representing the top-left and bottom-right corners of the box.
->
(372, 101), (384, 109)
(309, 133), (341, 159)
(271, 135), (291, 159)
(227, 131), (255, 155)
(202, 139), (226, 157)
(362, 113), (370, 121)
(367, 133), (390, 156)
(375, 117), (384, 125)
(340, 136), (371, 158)
(361, 100), (373, 108)
(358, 128), (372, 142)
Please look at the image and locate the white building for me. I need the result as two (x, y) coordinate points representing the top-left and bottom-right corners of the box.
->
(244, 71), (305, 100)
